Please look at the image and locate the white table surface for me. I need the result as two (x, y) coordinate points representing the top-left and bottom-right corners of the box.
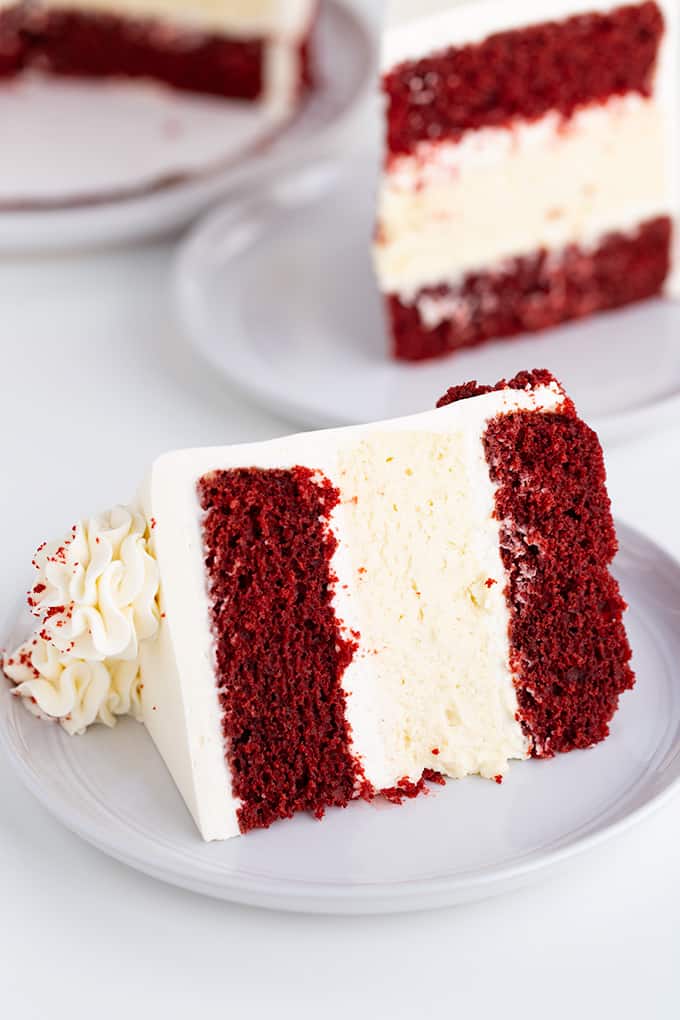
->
(2, 6), (680, 1013)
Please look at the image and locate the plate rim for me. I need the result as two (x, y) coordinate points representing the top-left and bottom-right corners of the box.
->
(1, 519), (680, 914)
(0, 0), (376, 252)
(174, 160), (680, 447)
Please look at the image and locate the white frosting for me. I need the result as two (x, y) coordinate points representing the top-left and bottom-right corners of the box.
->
(0, 0), (316, 38)
(28, 506), (160, 663)
(3, 636), (143, 736)
(139, 380), (564, 841)
(4, 505), (159, 735)
(376, 94), (673, 297)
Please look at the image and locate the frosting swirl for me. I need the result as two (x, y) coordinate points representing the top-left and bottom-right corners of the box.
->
(3, 636), (143, 737)
(28, 506), (160, 662)
(3, 504), (160, 735)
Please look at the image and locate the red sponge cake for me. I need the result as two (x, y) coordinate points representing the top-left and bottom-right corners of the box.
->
(375, 1), (679, 360)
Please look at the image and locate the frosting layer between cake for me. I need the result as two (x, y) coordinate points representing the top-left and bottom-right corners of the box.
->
(377, 95), (670, 298)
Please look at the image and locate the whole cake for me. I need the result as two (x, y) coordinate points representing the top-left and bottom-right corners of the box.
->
(375, 0), (679, 361)
(3, 371), (634, 841)
(0, 0), (317, 111)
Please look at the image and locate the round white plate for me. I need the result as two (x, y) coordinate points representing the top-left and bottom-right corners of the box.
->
(0, 1), (375, 252)
(2, 521), (680, 914)
(176, 150), (680, 445)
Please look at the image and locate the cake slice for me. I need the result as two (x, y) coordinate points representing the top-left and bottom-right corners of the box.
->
(375, 0), (679, 360)
(3, 371), (634, 841)
(0, 0), (317, 112)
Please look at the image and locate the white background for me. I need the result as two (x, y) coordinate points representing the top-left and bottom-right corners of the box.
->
(1, 3), (680, 1017)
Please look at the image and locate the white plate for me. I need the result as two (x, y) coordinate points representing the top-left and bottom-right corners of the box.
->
(176, 151), (680, 445)
(2, 521), (680, 914)
(0, 1), (375, 252)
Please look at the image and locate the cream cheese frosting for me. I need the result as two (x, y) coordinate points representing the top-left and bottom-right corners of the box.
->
(4, 505), (159, 734)
(27, 506), (160, 662)
(4, 637), (143, 736)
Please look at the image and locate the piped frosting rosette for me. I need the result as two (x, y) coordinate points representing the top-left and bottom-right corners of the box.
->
(3, 506), (160, 735)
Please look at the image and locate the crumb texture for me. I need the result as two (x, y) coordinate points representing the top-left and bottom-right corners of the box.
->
(483, 407), (634, 755)
(384, 2), (664, 156)
(437, 369), (560, 408)
(388, 217), (671, 360)
(0, 5), (265, 97)
(197, 467), (360, 834)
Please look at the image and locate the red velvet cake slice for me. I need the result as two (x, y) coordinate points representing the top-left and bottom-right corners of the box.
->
(0, 0), (317, 111)
(3, 372), (634, 840)
(375, 0), (679, 360)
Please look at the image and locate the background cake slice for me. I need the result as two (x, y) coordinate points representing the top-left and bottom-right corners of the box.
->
(375, 0), (679, 360)
(0, 0), (317, 111)
(3, 372), (634, 841)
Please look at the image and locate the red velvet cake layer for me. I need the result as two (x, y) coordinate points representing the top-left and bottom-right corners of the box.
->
(198, 467), (360, 834)
(439, 371), (635, 756)
(388, 216), (671, 361)
(384, 2), (664, 157)
(0, 4), (313, 100)
(437, 368), (567, 409)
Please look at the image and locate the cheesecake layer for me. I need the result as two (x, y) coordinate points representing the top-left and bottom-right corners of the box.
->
(334, 430), (527, 791)
(376, 94), (670, 298)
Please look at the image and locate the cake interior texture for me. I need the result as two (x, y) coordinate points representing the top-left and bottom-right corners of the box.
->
(1, 371), (635, 840)
(189, 371), (633, 836)
(376, 1), (677, 360)
(197, 467), (360, 834)
(0, 0), (316, 104)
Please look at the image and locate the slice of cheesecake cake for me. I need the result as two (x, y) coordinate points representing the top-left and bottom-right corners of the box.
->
(375, 0), (679, 360)
(3, 371), (634, 841)
(0, 0), (317, 112)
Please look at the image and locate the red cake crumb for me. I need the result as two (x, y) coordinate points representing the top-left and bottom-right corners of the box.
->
(0, 3), (315, 101)
(384, 2), (664, 157)
(389, 217), (671, 360)
(438, 369), (561, 408)
(198, 466), (363, 834)
(382, 769), (445, 804)
(477, 393), (634, 756)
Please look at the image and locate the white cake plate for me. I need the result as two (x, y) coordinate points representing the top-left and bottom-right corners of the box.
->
(1, 521), (680, 915)
(176, 149), (680, 445)
(0, 0), (375, 252)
